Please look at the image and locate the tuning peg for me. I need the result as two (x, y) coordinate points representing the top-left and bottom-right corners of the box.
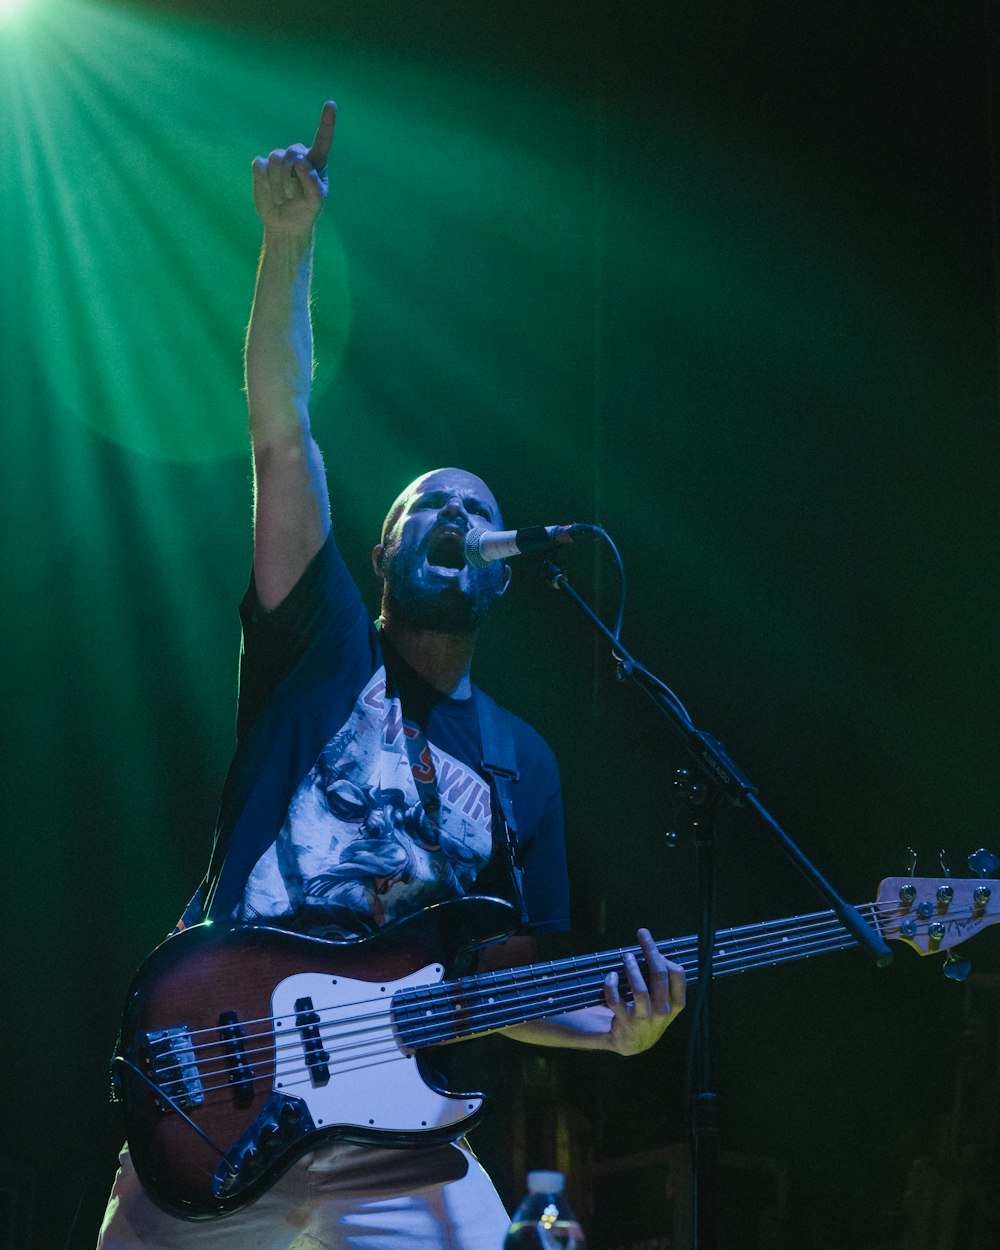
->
(943, 952), (972, 983)
(904, 847), (918, 878)
(938, 850), (953, 879)
(967, 848), (999, 879)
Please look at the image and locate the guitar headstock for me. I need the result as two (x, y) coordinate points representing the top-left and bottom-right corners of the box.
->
(876, 876), (1000, 956)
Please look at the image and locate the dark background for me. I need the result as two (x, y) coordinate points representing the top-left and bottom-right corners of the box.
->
(1, 1), (998, 1247)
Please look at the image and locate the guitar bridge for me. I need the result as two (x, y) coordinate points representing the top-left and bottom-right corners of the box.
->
(144, 1025), (204, 1110)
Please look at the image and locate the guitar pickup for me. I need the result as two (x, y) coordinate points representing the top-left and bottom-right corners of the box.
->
(144, 1025), (204, 1110)
(218, 1011), (256, 1106)
(294, 997), (330, 1086)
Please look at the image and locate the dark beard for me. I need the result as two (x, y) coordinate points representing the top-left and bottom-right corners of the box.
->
(381, 540), (507, 634)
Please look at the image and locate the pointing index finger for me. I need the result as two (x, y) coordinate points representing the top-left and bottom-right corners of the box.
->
(307, 100), (337, 174)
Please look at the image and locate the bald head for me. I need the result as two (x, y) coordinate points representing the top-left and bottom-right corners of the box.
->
(380, 468), (503, 546)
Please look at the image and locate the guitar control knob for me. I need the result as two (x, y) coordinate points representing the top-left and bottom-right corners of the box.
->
(936, 885), (954, 905)
(280, 1101), (303, 1127)
(240, 1147), (260, 1174)
(899, 884), (917, 905)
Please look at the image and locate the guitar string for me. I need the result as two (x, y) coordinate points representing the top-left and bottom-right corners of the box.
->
(152, 929), (860, 1101)
(158, 934), (866, 1103)
(143, 897), (945, 1089)
(147, 906), (880, 1079)
(153, 932), (865, 1102)
(148, 919), (888, 1099)
(142, 896), (986, 1109)
(148, 893), (981, 1095)
(148, 900), (903, 1057)
(152, 925), (855, 1100)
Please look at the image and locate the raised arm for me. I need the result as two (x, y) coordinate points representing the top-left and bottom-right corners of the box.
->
(246, 101), (338, 611)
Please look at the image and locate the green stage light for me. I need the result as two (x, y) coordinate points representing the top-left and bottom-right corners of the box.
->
(3, 0), (352, 463)
(0, 0), (33, 22)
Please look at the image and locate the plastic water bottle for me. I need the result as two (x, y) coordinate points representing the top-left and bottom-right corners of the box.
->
(504, 1170), (585, 1249)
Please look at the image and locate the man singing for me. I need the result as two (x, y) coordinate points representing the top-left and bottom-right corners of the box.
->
(98, 101), (685, 1250)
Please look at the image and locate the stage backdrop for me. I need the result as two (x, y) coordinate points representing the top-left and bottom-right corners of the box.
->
(1, 1), (997, 1247)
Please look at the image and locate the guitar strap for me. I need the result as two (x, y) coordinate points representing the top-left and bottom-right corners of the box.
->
(474, 688), (529, 927)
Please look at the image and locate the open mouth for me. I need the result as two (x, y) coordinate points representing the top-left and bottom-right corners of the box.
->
(426, 527), (467, 571)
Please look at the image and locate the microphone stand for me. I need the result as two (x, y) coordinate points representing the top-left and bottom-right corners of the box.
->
(541, 560), (891, 1250)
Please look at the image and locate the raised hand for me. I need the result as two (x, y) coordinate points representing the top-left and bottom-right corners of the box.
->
(603, 928), (687, 1056)
(251, 100), (337, 236)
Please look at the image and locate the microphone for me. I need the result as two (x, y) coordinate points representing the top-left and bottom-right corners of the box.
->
(464, 524), (592, 568)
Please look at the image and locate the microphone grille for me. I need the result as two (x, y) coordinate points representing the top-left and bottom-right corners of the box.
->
(464, 528), (490, 569)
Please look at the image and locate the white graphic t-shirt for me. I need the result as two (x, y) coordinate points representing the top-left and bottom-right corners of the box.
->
(238, 670), (496, 930)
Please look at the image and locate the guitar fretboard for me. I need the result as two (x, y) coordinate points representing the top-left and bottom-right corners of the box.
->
(392, 904), (876, 1048)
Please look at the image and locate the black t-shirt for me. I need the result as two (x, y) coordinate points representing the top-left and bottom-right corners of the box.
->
(182, 533), (569, 941)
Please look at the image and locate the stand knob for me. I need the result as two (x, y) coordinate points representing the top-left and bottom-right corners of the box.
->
(967, 848), (999, 879)
(673, 769), (705, 804)
(943, 953), (972, 983)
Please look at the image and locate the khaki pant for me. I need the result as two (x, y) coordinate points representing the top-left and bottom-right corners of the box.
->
(97, 1140), (510, 1250)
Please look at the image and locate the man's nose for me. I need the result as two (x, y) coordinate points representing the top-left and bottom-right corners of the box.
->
(438, 496), (468, 524)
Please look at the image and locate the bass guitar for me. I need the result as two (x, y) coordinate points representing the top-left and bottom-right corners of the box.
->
(113, 874), (998, 1220)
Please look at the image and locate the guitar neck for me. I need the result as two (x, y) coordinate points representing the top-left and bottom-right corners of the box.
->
(393, 903), (870, 1049)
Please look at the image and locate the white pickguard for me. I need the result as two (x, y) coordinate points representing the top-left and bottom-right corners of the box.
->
(270, 964), (482, 1134)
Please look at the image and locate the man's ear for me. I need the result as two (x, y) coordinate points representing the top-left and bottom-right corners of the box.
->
(372, 544), (386, 578)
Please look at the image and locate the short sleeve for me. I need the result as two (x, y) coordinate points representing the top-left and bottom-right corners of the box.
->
(236, 533), (369, 739)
